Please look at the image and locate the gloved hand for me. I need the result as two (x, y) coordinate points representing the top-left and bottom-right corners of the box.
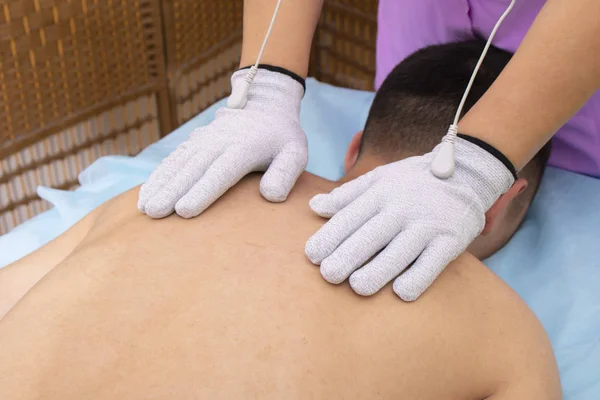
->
(305, 137), (515, 301)
(138, 67), (307, 218)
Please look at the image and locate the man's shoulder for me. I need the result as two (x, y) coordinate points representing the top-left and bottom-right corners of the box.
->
(441, 253), (560, 399)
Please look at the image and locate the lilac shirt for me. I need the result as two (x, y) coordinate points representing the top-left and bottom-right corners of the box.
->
(376, 0), (600, 177)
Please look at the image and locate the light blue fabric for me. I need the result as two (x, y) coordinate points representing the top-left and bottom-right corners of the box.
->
(0, 78), (598, 398)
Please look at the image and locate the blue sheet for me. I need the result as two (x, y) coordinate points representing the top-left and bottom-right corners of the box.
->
(0, 79), (598, 398)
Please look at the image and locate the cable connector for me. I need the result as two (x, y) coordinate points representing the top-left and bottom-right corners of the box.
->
(431, 124), (458, 179)
(227, 65), (258, 109)
(228, 0), (282, 110)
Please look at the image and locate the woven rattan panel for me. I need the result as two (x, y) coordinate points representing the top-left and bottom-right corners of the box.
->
(0, 0), (166, 156)
(0, 0), (167, 235)
(311, 0), (378, 90)
(0, 95), (161, 234)
(174, 41), (242, 123)
(162, 0), (243, 126)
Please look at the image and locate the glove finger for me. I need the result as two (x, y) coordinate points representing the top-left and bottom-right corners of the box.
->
(143, 150), (221, 218)
(175, 149), (256, 218)
(349, 229), (428, 296)
(138, 140), (197, 212)
(309, 171), (375, 218)
(319, 212), (403, 285)
(305, 193), (378, 265)
(260, 141), (308, 203)
(393, 238), (460, 302)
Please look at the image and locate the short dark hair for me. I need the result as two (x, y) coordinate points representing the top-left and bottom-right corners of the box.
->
(362, 39), (551, 209)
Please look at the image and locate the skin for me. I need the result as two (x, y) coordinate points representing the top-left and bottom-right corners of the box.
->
(0, 150), (560, 399)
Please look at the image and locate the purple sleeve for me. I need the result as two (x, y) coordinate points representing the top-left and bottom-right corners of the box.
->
(375, 0), (473, 89)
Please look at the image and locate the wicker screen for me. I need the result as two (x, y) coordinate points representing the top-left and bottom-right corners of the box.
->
(0, 0), (168, 234)
(311, 0), (378, 90)
(161, 0), (244, 127)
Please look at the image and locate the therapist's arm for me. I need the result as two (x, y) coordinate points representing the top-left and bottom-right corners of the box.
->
(239, 0), (324, 78)
(459, 0), (600, 170)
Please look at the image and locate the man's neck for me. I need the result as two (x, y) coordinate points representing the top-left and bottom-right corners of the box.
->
(339, 158), (386, 184)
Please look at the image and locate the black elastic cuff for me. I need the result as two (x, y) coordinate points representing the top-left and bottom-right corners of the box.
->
(457, 133), (518, 181)
(238, 64), (306, 93)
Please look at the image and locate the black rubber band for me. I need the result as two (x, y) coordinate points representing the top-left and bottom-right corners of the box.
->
(457, 133), (518, 181)
(238, 64), (306, 92)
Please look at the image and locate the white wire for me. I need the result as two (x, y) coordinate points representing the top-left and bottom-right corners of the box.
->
(247, 0), (283, 79)
(452, 0), (517, 126)
(229, 0), (283, 108)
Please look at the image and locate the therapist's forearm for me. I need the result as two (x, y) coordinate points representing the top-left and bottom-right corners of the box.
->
(239, 0), (324, 78)
(459, 0), (600, 170)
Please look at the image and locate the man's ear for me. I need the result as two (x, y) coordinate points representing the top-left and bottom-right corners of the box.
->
(344, 131), (363, 173)
(481, 178), (528, 235)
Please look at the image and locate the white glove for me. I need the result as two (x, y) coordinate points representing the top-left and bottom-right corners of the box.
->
(138, 67), (307, 218)
(305, 137), (515, 301)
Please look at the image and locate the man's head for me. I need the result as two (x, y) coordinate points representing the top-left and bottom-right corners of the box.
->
(344, 39), (551, 259)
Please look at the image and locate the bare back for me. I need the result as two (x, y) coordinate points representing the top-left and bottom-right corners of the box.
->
(0, 174), (560, 399)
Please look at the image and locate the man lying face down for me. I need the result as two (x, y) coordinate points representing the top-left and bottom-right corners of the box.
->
(0, 39), (559, 400)
(344, 38), (551, 262)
